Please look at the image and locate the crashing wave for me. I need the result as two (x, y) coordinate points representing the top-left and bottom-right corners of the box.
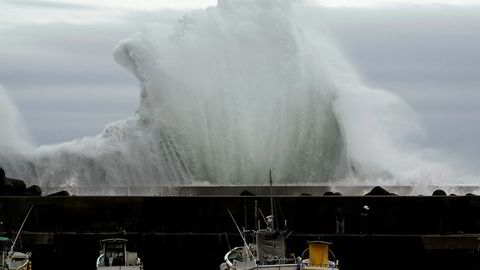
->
(0, 0), (446, 188)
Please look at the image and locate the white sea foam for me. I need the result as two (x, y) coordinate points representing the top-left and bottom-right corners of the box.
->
(0, 0), (464, 189)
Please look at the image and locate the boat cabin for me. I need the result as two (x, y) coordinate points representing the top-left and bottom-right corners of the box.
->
(255, 230), (287, 265)
(96, 238), (141, 270)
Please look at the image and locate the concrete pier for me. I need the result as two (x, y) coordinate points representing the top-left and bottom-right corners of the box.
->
(1, 186), (480, 269)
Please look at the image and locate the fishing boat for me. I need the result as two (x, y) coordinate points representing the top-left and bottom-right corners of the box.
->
(220, 172), (339, 270)
(0, 206), (33, 270)
(0, 237), (31, 270)
(96, 238), (142, 270)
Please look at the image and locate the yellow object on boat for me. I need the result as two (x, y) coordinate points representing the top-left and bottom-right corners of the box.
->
(309, 241), (329, 267)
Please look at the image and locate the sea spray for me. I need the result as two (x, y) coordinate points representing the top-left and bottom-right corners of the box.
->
(0, 85), (32, 152)
(0, 0), (451, 189)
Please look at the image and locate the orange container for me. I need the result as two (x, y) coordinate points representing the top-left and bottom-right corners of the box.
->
(309, 241), (329, 267)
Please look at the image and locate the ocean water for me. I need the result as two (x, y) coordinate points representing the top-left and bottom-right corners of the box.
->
(0, 0), (458, 190)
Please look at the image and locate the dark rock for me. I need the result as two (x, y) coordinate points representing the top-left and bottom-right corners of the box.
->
(47, 191), (70, 197)
(0, 167), (13, 195)
(432, 189), (447, 196)
(365, 186), (392, 196)
(0, 167), (27, 196)
(25, 185), (42, 196)
(0, 178), (14, 196)
(240, 190), (255, 196)
(323, 191), (335, 196)
(7, 178), (27, 195)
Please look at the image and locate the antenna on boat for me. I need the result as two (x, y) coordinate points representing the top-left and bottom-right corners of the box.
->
(10, 205), (33, 255)
(244, 197), (248, 233)
(269, 170), (273, 217)
(255, 200), (259, 231)
(258, 208), (268, 226)
(227, 209), (254, 259)
(268, 170), (275, 231)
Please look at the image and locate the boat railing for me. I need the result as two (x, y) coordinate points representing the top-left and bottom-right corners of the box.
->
(224, 247), (243, 268)
(96, 253), (104, 267)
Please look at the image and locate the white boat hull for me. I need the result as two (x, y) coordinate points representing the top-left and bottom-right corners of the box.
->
(241, 264), (301, 270)
(0, 252), (30, 270)
(223, 264), (337, 270)
(97, 267), (141, 270)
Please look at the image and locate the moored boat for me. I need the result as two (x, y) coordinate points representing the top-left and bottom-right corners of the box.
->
(96, 238), (142, 270)
(0, 206), (33, 270)
(221, 224), (339, 270)
(0, 237), (31, 270)
(220, 172), (339, 270)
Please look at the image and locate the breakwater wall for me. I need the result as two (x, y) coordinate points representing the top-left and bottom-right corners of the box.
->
(1, 187), (480, 269)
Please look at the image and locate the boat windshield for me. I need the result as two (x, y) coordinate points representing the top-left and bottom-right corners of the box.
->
(103, 242), (126, 266)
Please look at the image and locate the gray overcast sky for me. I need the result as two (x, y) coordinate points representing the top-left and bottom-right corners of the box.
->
(0, 1), (479, 167)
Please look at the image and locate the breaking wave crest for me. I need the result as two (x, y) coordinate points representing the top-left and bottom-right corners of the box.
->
(0, 0), (454, 188)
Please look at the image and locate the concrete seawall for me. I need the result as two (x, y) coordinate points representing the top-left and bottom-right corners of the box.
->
(1, 187), (480, 269)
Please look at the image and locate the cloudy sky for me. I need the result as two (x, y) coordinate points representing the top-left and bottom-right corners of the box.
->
(1, 0), (479, 167)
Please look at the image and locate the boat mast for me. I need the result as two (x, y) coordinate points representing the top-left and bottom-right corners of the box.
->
(255, 200), (259, 231)
(227, 209), (254, 259)
(10, 205), (33, 255)
(269, 170), (274, 230)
